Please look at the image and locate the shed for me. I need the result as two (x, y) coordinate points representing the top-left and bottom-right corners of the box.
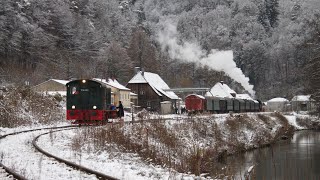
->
(291, 95), (316, 112)
(33, 79), (69, 96)
(161, 101), (172, 115)
(266, 97), (289, 112)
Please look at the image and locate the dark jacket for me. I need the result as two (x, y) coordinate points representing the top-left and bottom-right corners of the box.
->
(117, 103), (124, 117)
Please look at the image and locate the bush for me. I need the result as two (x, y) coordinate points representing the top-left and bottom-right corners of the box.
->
(53, 93), (63, 102)
(0, 86), (65, 127)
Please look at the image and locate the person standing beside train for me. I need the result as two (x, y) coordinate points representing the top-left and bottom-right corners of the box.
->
(117, 101), (124, 122)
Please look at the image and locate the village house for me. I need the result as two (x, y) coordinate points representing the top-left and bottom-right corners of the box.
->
(126, 71), (179, 112)
(93, 78), (132, 109)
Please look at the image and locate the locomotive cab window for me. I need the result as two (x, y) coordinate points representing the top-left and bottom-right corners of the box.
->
(71, 86), (79, 95)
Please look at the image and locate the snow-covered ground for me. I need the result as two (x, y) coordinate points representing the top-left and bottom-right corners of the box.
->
(0, 115), (199, 180)
(0, 111), (319, 180)
(37, 129), (191, 180)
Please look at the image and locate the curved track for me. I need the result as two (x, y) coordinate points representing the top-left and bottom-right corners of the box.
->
(33, 129), (118, 180)
(0, 125), (78, 180)
(0, 163), (24, 180)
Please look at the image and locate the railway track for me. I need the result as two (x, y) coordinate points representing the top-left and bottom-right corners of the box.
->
(33, 129), (118, 180)
(0, 125), (78, 180)
(0, 125), (117, 180)
(0, 119), (180, 180)
(0, 164), (20, 180)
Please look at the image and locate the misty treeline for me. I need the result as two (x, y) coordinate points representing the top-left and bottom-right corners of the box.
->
(0, 0), (319, 101)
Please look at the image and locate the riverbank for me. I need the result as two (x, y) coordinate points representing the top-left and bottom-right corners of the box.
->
(70, 112), (320, 179)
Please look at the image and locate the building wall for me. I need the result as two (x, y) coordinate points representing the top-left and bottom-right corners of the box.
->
(33, 80), (66, 92)
(266, 101), (289, 112)
(119, 90), (131, 108)
(130, 94), (138, 106)
(127, 83), (171, 111)
(161, 101), (173, 114)
(292, 101), (316, 112)
(105, 85), (131, 108)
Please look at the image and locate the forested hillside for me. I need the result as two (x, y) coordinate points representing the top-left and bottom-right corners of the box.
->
(0, 0), (319, 100)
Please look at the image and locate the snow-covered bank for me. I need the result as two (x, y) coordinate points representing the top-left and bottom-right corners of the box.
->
(35, 112), (320, 179)
(1, 111), (319, 179)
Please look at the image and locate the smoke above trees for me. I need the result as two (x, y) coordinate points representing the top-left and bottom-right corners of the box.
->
(157, 20), (255, 96)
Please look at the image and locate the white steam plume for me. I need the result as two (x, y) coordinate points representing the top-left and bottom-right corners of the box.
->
(157, 21), (255, 97)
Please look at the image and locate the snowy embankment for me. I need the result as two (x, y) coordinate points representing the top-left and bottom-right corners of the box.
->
(1, 109), (319, 179)
(29, 112), (320, 179)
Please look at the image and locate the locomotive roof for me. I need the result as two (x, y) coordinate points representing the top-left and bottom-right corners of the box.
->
(128, 71), (179, 100)
(66, 79), (106, 87)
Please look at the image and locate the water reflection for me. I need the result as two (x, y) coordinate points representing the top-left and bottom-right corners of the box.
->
(223, 131), (320, 179)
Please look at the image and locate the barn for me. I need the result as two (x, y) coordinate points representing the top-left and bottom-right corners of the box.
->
(126, 70), (179, 112)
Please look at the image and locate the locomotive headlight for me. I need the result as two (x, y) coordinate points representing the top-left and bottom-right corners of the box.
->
(72, 105), (76, 109)
(93, 105), (97, 109)
(82, 80), (86, 83)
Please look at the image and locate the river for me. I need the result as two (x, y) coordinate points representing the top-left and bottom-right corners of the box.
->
(222, 130), (320, 179)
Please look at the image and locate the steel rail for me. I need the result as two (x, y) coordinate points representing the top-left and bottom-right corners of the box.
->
(0, 125), (79, 180)
(32, 129), (119, 180)
(0, 163), (26, 180)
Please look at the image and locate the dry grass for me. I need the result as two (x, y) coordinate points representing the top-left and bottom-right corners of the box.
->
(70, 113), (299, 179)
(0, 86), (64, 127)
(271, 112), (295, 141)
(296, 116), (320, 130)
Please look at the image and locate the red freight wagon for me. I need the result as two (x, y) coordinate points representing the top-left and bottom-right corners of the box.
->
(185, 94), (206, 112)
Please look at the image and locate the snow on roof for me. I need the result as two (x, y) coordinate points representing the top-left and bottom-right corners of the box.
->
(93, 78), (130, 91)
(206, 82), (235, 98)
(291, 95), (312, 102)
(128, 72), (147, 84)
(236, 94), (254, 100)
(51, 79), (69, 85)
(130, 92), (137, 96)
(268, 97), (289, 102)
(128, 71), (179, 100)
(222, 83), (236, 95)
(186, 94), (205, 99)
(34, 79), (69, 88)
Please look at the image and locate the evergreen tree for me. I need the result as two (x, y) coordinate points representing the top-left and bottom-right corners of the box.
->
(305, 55), (320, 113)
(265, 0), (279, 27)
